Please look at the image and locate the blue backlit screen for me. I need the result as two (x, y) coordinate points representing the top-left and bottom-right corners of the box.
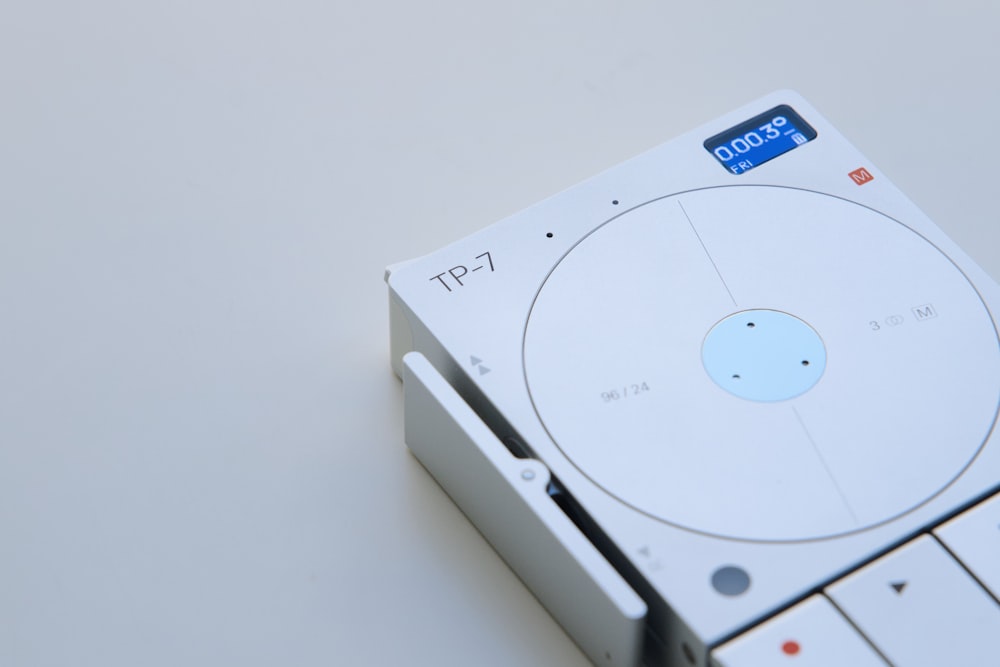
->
(704, 105), (817, 175)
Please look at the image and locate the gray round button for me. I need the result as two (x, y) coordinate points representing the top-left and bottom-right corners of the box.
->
(711, 565), (751, 596)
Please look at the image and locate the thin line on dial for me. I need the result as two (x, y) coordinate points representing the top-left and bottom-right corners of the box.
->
(677, 200), (738, 307)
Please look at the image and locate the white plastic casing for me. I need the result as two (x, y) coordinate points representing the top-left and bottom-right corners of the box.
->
(385, 90), (1000, 666)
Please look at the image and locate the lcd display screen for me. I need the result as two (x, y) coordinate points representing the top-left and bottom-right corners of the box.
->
(704, 105), (817, 174)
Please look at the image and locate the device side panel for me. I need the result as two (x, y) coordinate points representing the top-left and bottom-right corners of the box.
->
(402, 351), (648, 667)
(388, 291), (414, 379)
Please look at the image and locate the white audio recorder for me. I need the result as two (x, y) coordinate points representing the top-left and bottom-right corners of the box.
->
(385, 91), (1000, 666)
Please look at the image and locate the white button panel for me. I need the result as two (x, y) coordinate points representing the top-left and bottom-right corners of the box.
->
(712, 595), (886, 667)
(826, 534), (1000, 666)
(935, 493), (1000, 600)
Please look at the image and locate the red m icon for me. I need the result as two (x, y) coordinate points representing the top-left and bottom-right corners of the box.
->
(850, 167), (874, 185)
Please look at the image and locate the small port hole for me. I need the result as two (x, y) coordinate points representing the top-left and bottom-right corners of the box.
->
(545, 232), (553, 238)
(746, 322), (755, 328)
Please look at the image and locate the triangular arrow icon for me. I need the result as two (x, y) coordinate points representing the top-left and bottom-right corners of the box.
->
(478, 365), (491, 375)
(470, 356), (483, 367)
(890, 581), (907, 594)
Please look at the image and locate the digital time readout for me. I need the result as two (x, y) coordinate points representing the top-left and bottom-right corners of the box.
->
(704, 104), (817, 174)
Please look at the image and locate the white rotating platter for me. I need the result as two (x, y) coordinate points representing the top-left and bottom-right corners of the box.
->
(523, 186), (1000, 542)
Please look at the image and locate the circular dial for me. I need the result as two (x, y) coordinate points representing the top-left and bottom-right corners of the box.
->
(523, 186), (1000, 542)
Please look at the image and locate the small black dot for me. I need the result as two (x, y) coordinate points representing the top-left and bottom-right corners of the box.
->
(732, 374), (741, 380)
(546, 232), (553, 238)
(612, 199), (619, 205)
(801, 360), (810, 366)
(747, 322), (755, 328)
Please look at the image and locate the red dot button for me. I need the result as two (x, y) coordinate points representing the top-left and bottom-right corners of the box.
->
(782, 640), (801, 656)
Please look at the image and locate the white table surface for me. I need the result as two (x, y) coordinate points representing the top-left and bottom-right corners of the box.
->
(2, 2), (998, 665)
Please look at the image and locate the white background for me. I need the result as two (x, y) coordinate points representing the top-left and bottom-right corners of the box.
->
(2, 2), (998, 666)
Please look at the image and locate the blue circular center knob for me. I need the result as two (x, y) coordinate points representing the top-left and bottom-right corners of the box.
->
(702, 309), (826, 402)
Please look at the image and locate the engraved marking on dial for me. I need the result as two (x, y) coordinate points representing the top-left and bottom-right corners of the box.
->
(793, 406), (860, 525)
(677, 200), (737, 307)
